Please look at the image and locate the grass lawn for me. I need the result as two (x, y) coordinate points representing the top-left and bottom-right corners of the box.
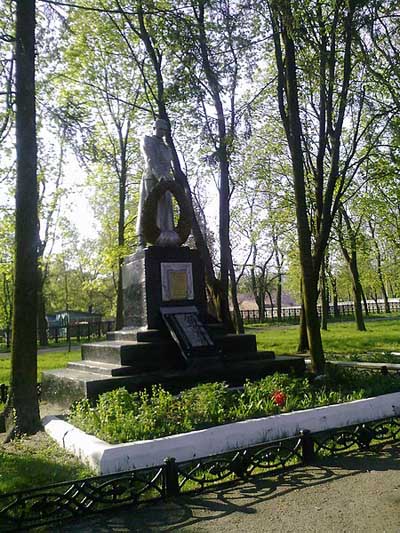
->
(0, 432), (94, 494)
(253, 316), (400, 358)
(0, 349), (81, 385)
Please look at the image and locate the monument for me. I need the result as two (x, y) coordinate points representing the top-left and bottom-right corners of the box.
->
(42, 119), (305, 405)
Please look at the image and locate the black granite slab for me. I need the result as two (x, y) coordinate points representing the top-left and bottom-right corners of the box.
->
(122, 246), (207, 329)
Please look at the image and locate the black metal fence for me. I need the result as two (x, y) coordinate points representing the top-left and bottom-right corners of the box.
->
(0, 416), (399, 531)
(0, 321), (116, 349)
(241, 300), (400, 324)
(47, 320), (116, 343)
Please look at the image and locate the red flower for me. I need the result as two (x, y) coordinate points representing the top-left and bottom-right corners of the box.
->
(271, 390), (286, 407)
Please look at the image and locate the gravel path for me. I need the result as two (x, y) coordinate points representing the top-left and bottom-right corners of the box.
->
(52, 444), (400, 532)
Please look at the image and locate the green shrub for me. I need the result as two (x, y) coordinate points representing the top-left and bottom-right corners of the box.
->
(180, 381), (233, 428)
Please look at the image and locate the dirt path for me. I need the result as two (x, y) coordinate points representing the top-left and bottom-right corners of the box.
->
(52, 444), (400, 532)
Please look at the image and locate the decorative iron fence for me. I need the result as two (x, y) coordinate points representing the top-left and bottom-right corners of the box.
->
(0, 416), (399, 531)
(241, 300), (400, 324)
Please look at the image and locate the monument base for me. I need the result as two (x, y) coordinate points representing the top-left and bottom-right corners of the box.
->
(41, 324), (305, 406)
(42, 246), (306, 406)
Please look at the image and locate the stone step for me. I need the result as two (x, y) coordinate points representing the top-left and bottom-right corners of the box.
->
(213, 333), (257, 354)
(81, 340), (180, 366)
(106, 328), (171, 343)
(68, 360), (138, 377)
(41, 367), (164, 405)
(41, 355), (305, 406)
(223, 356), (305, 384)
(223, 350), (275, 362)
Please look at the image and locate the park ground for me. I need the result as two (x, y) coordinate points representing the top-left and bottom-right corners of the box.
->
(55, 444), (400, 532)
(2, 318), (400, 529)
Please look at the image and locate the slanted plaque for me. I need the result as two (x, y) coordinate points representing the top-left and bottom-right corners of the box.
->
(161, 262), (194, 302)
(160, 306), (217, 361)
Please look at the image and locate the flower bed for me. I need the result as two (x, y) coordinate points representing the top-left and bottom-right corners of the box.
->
(42, 368), (400, 475)
(44, 390), (400, 475)
(68, 368), (400, 444)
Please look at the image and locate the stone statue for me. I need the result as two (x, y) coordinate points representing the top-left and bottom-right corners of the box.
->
(137, 118), (180, 247)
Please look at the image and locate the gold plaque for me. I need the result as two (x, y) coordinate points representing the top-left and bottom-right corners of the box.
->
(169, 270), (188, 300)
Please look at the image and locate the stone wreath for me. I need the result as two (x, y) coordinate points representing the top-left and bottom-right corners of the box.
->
(142, 179), (192, 246)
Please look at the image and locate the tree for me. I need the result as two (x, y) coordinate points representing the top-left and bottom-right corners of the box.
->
(104, 0), (235, 329)
(266, 0), (391, 372)
(337, 205), (367, 331)
(1, 0), (41, 438)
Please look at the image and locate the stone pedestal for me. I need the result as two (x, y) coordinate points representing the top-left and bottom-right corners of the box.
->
(42, 245), (306, 406)
(122, 246), (207, 330)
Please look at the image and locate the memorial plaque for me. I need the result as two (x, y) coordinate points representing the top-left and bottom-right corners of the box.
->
(161, 262), (194, 302)
(160, 306), (217, 361)
(169, 271), (188, 300)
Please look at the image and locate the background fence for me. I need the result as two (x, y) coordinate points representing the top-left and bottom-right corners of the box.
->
(240, 300), (400, 324)
(0, 320), (116, 349)
(47, 320), (116, 343)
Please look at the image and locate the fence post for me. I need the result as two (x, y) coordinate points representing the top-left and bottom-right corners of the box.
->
(164, 457), (180, 498)
(300, 429), (315, 464)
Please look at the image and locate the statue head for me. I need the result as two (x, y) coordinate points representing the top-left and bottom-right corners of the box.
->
(153, 118), (169, 139)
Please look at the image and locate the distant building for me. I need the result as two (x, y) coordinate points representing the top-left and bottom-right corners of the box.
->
(236, 292), (297, 311)
(46, 309), (102, 327)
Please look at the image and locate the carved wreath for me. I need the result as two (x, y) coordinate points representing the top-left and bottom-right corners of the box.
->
(142, 180), (192, 245)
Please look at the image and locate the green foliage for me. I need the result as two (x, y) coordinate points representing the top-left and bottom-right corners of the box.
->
(70, 386), (192, 443)
(180, 382), (233, 428)
(70, 368), (400, 444)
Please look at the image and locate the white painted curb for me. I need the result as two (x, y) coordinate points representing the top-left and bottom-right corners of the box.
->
(43, 391), (400, 475)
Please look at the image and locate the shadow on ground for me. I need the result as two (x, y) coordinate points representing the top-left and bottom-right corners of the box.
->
(54, 443), (400, 532)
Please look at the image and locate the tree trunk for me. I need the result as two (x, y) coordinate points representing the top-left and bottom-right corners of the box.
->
(320, 259), (328, 330)
(361, 286), (369, 316)
(376, 247), (390, 313)
(273, 234), (283, 321)
(272, 11), (324, 372)
(350, 260), (366, 331)
(116, 258), (124, 330)
(228, 253), (244, 333)
(276, 271), (282, 321)
(330, 276), (339, 317)
(297, 300), (310, 353)
(134, 2), (233, 330)
(115, 139), (127, 330)
(1, 0), (41, 438)
(194, 2), (237, 332)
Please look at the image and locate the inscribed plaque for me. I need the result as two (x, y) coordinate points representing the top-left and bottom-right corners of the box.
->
(161, 262), (194, 301)
(169, 271), (188, 300)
